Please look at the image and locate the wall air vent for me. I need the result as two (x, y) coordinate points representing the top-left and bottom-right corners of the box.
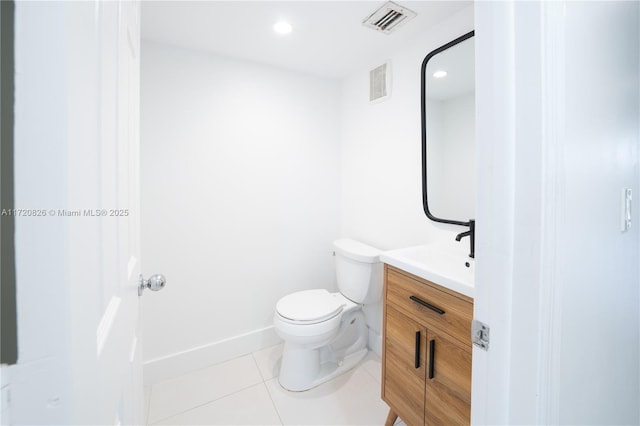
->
(362, 1), (417, 35)
(370, 62), (391, 103)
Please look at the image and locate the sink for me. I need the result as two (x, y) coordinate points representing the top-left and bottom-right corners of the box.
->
(380, 244), (475, 298)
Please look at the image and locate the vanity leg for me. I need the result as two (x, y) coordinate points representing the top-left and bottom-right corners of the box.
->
(385, 410), (398, 426)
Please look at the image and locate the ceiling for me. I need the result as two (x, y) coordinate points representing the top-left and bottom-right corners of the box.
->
(141, 1), (472, 79)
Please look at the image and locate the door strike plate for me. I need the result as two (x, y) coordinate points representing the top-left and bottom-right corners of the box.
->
(472, 319), (490, 350)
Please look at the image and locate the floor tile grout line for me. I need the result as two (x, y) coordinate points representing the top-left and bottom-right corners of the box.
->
(147, 347), (381, 426)
(149, 352), (258, 392)
(251, 348), (285, 425)
(252, 343), (284, 383)
(360, 363), (382, 385)
(261, 379), (285, 426)
(264, 362), (381, 426)
(144, 386), (153, 426)
(148, 348), (285, 425)
(147, 353), (264, 424)
(148, 378), (266, 425)
(149, 360), (386, 425)
(250, 350), (268, 383)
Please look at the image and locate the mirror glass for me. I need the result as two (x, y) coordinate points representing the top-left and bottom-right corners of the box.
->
(422, 33), (475, 224)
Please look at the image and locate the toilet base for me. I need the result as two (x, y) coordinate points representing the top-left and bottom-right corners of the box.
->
(278, 347), (368, 392)
(278, 310), (369, 392)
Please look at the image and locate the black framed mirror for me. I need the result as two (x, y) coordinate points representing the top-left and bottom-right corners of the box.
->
(421, 31), (475, 227)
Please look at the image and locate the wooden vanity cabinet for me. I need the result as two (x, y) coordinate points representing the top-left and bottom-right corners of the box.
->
(381, 265), (473, 426)
(384, 306), (426, 426)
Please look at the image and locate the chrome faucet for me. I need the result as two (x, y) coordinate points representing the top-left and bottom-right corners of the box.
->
(455, 219), (475, 259)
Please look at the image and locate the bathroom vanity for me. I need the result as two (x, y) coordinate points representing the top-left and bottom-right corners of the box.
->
(380, 263), (473, 426)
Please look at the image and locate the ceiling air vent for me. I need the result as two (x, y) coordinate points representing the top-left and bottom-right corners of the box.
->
(363, 1), (417, 35)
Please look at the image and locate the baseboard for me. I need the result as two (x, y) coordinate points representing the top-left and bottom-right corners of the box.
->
(143, 326), (281, 385)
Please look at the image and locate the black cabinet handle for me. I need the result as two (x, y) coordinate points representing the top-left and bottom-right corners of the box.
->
(409, 296), (445, 315)
(428, 339), (435, 379)
(414, 331), (421, 368)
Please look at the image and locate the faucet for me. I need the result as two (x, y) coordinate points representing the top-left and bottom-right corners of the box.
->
(455, 219), (475, 259)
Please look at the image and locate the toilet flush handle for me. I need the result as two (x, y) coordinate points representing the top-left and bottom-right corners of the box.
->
(138, 274), (167, 296)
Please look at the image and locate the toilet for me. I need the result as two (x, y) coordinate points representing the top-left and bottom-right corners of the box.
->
(273, 238), (383, 391)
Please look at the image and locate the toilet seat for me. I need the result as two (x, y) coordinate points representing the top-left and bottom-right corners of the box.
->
(276, 289), (344, 324)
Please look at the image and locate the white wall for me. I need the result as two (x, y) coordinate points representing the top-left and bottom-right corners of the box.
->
(141, 6), (475, 379)
(557, 2), (639, 423)
(339, 5), (474, 251)
(140, 42), (341, 382)
(339, 6), (474, 351)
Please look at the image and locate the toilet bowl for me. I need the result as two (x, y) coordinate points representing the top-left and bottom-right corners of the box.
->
(273, 239), (382, 391)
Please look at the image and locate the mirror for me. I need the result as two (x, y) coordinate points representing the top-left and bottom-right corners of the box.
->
(421, 31), (475, 226)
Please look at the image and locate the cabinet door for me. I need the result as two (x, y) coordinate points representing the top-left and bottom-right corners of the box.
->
(383, 306), (426, 426)
(425, 329), (472, 425)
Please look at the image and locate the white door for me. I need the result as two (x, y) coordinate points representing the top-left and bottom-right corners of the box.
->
(10, 1), (147, 424)
(473, 1), (640, 424)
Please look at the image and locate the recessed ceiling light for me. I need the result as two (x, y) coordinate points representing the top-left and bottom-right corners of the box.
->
(273, 21), (292, 35)
(433, 70), (448, 79)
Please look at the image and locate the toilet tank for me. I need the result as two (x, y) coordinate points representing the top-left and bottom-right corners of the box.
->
(333, 239), (383, 304)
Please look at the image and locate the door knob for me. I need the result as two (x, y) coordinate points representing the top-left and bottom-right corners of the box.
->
(138, 274), (166, 296)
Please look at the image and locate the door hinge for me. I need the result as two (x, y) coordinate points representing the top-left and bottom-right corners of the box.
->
(472, 319), (490, 350)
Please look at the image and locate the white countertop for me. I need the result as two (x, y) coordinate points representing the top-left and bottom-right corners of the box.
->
(380, 243), (475, 298)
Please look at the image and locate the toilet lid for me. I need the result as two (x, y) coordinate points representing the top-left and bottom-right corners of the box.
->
(276, 289), (344, 323)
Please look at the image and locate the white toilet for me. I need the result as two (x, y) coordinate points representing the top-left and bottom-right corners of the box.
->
(273, 238), (382, 391)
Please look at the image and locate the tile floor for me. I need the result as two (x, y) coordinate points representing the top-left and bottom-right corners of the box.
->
(144, 344), (406, 425)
